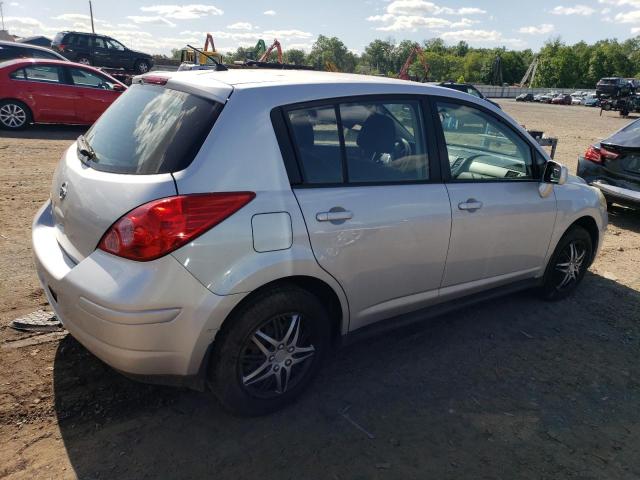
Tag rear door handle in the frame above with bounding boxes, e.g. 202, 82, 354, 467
316, 210, 353, 222
458, 199, 483, 212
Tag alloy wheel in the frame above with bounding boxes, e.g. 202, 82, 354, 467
0, 104, 27, 128
240, 313, 316, 398
138, 62, 149, 73
78, 57, 91, 65
553, 240, 587, 290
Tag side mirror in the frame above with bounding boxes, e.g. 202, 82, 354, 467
539, 161, 568, 198
542, 160, 568, 185
112, 83, 126, 92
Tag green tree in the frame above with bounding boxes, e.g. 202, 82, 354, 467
307, 35, 357, 72
283, 49, 307, 65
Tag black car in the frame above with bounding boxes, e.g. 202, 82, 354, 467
437, 81, 501, 109
577, 119, 640, 209
51, 31, 153, 74
596, 77, 633, 99
0, 40, 67, 62
516, 93, 534, 102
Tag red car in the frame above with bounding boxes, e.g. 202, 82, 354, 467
551, 94, 572, 105
0, 59, 126, 129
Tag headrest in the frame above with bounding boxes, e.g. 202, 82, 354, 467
357, 114, 395, 154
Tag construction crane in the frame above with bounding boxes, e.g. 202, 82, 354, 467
258, 39, 283, 63
399, 46, 430, 82
254, 39, 266, 60
518, 57, 539, 87
325, 60, 338, 72
180, 33, 223, 67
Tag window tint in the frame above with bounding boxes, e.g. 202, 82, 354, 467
436, 102, 533, 181
69, 67, 114, 89
75, 35, 90, 49
24, 65, 62, 83
287, 106, 343, 184
339, 100, 428, 182
83, 84, 221, 174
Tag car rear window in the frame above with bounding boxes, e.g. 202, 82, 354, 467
82, 84, 222, 174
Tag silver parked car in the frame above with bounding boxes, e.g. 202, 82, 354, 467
33, 70, 608, 415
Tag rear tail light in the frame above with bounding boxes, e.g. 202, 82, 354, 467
584, 145, 619, 164
98, 192, 255, 261
58, 44, 66, 52
584, 145, 602, 163
141, 75, 169, 85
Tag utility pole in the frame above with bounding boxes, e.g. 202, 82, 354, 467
1, 2, 5, 31
89, 0, 95, 33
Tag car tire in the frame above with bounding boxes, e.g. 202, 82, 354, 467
134, 60, 150, 74
76, 56, 92, 66
540, 226, 593, 301
0, 100, 32, 130
210, 285, 331, 416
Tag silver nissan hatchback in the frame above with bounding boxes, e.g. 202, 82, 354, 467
33, 69, 607, 415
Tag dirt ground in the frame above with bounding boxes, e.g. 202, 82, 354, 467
0, 100, 639, 480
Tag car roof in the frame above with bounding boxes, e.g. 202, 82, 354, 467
0, 40, 53, 52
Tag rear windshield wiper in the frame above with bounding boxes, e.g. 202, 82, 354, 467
77, 135, 97, 163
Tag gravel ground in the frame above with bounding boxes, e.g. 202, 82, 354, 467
0, 100, 639, 479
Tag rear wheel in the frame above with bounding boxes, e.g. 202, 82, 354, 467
540, 226, 593, 301
0, 100, 32, 130
211, 285, 331, 416
76, 56, 91, 66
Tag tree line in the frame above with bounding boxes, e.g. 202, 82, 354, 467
164, 35, 640, 88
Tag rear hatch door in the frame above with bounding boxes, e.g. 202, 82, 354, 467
51, 80, 227, 261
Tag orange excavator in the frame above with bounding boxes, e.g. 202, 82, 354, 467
258, 39, 283, 63
399, 46, 430, 82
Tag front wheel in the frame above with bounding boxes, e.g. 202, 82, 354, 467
540, 226, 593, 301
210, 285, 331, 416
134, 59, 150, 74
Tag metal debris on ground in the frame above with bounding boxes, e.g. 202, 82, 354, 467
10, 310, 62, 333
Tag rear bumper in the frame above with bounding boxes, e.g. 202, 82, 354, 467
32, 201, 244, 379
577, 157, 640, 208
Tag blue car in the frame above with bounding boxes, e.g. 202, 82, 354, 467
583, 95, 599, 107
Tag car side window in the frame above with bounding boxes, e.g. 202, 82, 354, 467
106, 39, 125, 51
23, 65, 62, 84
31, 50, 60, 60
286, 98, 429, 185
339, 100, 428, 182
436, 102, 534, 181
287, 106, 344, 184
93, 37, 107, 49
68, 67, 113, 89
10, 68, 26, 80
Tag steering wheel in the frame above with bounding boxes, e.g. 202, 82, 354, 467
393, 138, 411, 160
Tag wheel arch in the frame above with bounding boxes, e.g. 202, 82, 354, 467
198, 275, 346, 385
569, 215, 600, 264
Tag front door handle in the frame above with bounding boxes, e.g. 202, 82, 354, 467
316, 210, 353, 222
458, 199, 483, 212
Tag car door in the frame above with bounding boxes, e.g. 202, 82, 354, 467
433, 98, 557, 298
104, 38, 132, 69
91, 36, 113, 67
65, 66, 121, 123
285, 96, 452, 331
20, 64, 78, 123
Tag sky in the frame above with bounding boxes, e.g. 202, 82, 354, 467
2, 0, 640, 55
